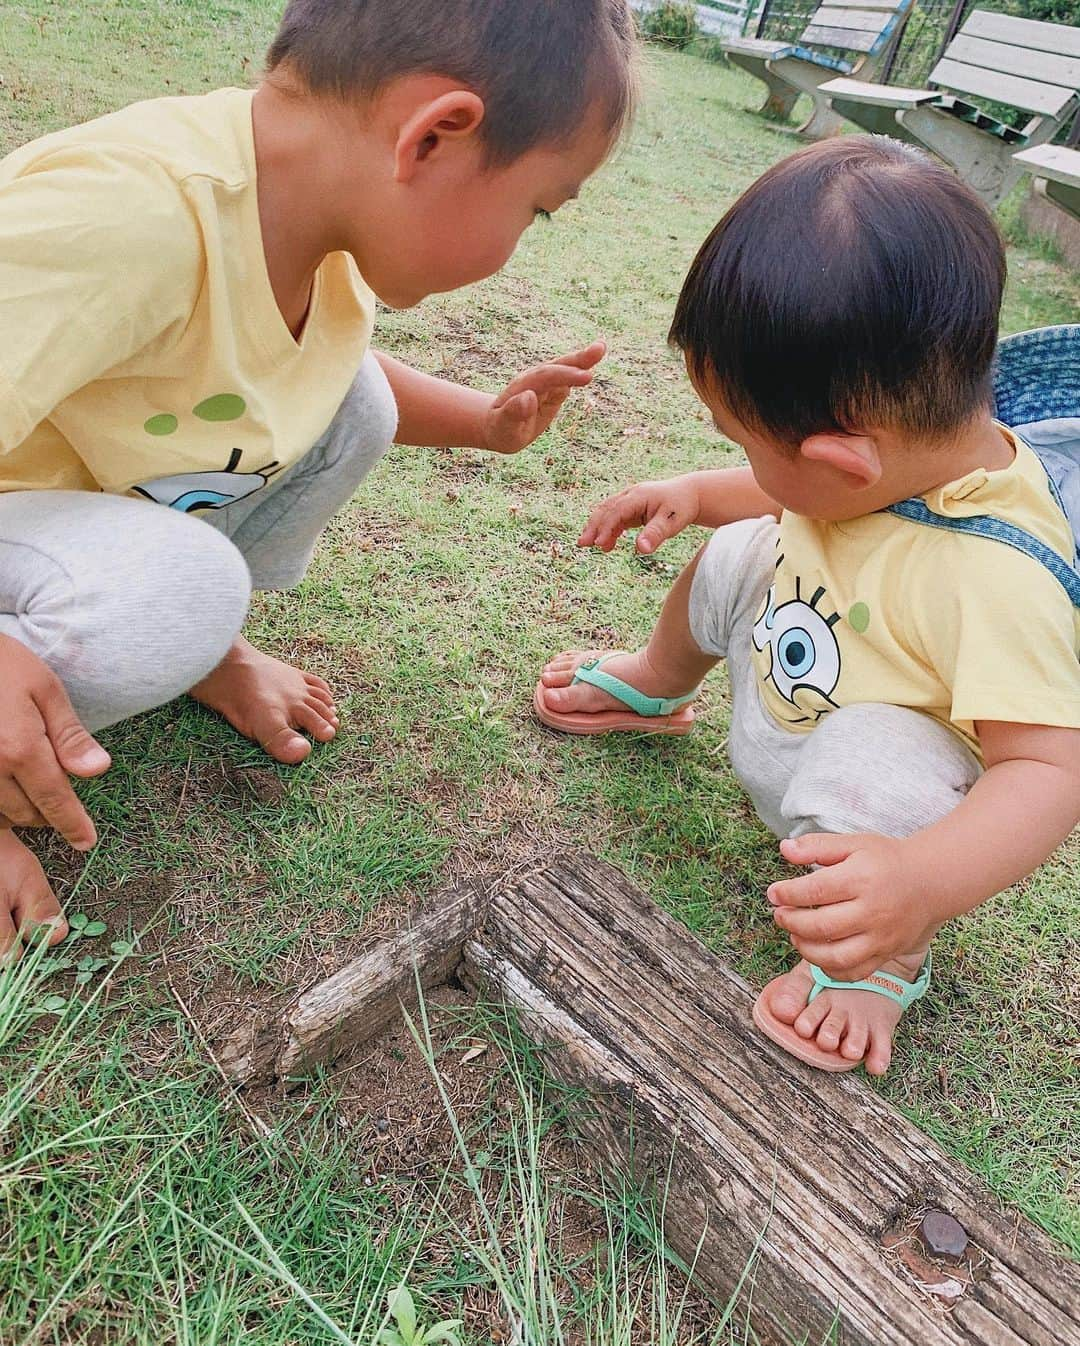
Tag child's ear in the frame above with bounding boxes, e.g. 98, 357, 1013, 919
394, 90, 486, 181
799, 432, 882, 488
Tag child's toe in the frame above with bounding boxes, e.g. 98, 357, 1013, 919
840, 1021, 869, 1061
541, 665, 576, 687
864, 1028, 893, 1077
261, 723, 314, 763
793, 996, 830, 1039
767, 965, 815, 1024
296, 703, 336, 741
815, 1008, 847, 1051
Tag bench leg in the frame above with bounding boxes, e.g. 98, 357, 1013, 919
1038, 176, 1080, 225
897, 107, 1027, 210
796, 92, 846, 139
767, 58, 846, 140
758, 75, 800, 122
725, 52, 800, 121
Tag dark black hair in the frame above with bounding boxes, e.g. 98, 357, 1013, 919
267, 0, 638, 165
669, 136, 1006, 447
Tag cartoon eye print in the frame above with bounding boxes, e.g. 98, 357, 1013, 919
132, 394, 282, 513
753, 575, 842, 721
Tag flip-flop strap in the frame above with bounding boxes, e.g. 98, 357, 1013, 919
806, 950, 932, 1012
572, 657, 699, 718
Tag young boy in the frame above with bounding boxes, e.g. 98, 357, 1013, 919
535, 137, 1080, 1076
0, 0, 637, 955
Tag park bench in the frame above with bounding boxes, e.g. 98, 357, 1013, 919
1015, 142, 1080, 223
820, 10, 1080, 207
721, 0, 913, 139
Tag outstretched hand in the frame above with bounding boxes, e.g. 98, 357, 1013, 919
578, 475, 702, 554
766, 832, 940, 982
484, 341, 605, 455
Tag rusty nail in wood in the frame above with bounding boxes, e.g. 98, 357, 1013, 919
919, 1210, 969, 1261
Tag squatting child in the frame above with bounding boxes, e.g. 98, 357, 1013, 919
0, 0, 637, 952
535, 137, 1080, 1075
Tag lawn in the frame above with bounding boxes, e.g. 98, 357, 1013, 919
1, 1, 1078, 1341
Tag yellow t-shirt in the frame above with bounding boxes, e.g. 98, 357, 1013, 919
751, 432, 1080, 759
0, 89, 375, 510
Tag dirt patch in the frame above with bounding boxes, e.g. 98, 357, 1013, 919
246, 984, 721, 1343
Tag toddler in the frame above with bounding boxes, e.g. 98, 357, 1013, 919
535, 137, 1080, 1075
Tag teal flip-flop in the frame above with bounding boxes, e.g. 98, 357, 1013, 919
533, 654, 699, 736
752, 952, 932, 1072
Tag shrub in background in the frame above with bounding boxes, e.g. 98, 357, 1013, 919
641, 1, 700, 48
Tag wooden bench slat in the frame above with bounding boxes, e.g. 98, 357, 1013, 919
930, 56, 1076, 116
946, 33, 1080, 91
724, 38, 795, 59
963, 8, 1080, 59
821, 76, 939, 106
800, 24, 880, 52
812, 6, 894, 33
828, 0, 908, 9
1015, 143, 1080, 188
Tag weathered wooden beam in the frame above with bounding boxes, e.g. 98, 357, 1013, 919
216, 879, 489, 1085
463, 855, 1079, 1346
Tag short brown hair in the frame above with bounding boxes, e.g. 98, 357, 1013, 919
669, 137, 1006, 447
267, 0, 638, 165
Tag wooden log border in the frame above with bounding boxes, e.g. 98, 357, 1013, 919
215, 855, 1079, 1346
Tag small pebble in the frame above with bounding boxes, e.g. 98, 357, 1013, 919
919, 1210, 968, 1260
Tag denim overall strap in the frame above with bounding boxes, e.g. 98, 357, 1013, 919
884, 498, 1080, 609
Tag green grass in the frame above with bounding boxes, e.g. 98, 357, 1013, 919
1, 2, 1078, 1337
4, 940, 757, 1345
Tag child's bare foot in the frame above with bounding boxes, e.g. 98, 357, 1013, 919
764, 951, 928, 1076
0, 830, 69, 959
189, 636, 340, 764
538, 649, 698, 717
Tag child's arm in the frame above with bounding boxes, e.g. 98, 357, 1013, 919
375, 342, 605, 454
579, 467, 781, 555
767, 721, 1080, 981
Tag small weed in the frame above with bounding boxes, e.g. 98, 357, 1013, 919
67, 912, 108, 939
378, 1286, 463, 1346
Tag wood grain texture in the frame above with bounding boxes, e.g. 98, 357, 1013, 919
964, 9, 1080, 58
216, 879, 489, 1085
466, 855, 1079, 1346
930, 57, 1075, 115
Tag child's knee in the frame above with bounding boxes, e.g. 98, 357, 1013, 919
780, 703, 982, 839
62, 510, 251, 721
688, 516, 778, 658
319, 353, 399, 473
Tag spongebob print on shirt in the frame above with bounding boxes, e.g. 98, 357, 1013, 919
751, 547, 871, 726
132, 393, 282, 513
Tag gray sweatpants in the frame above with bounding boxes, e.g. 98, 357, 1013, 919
0, 354, 398, 734
688, 516, 982, 841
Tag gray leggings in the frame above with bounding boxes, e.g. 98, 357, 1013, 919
0, 354, 397, 734
688, 516, 983, 842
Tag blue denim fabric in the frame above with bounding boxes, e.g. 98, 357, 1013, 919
1012, 419, 1080, 554
884, 497, 1080, 607
994, 324, 1080, 426
885, 326, 1080, 606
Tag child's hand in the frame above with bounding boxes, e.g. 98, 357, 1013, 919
484, 341, 606, 455
0, 635, 111, 852
765, 833, 940, 981
578, 476, 702, 554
